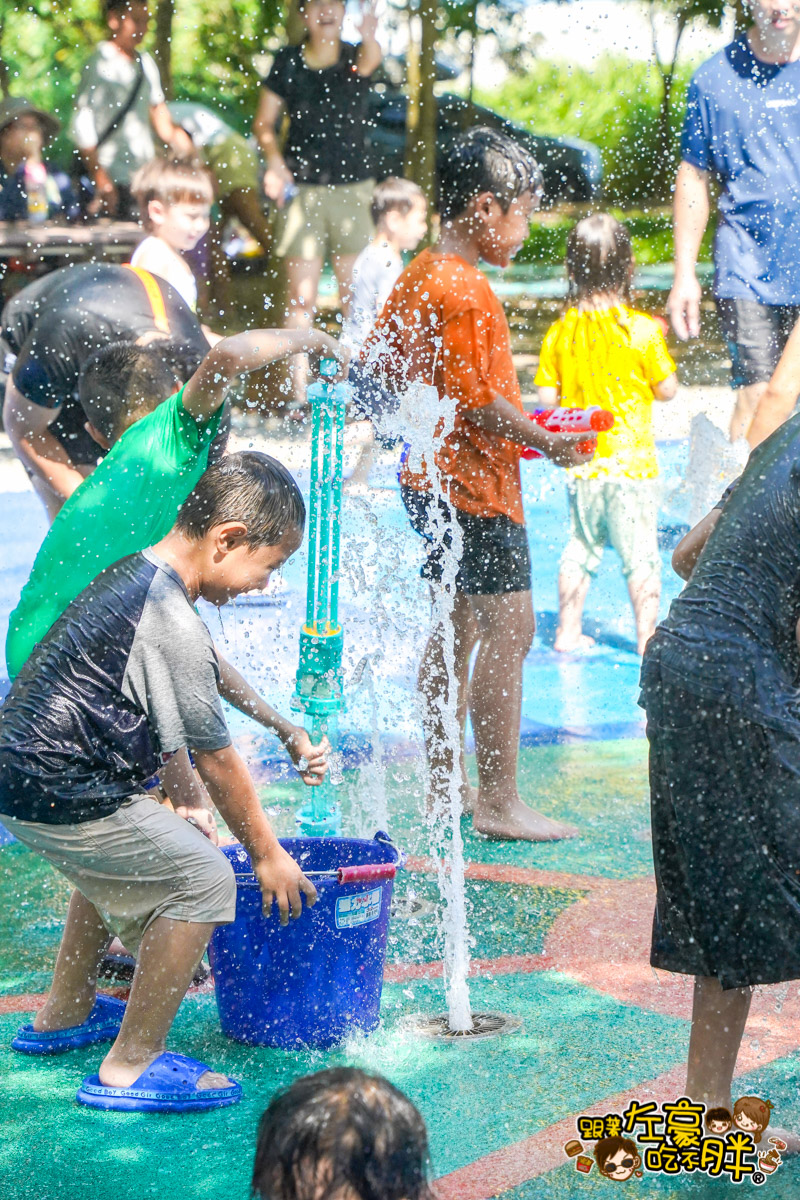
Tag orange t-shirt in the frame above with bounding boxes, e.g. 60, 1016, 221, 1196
364, 248, 525, 523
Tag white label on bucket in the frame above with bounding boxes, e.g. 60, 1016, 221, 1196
335, 888, 382, 930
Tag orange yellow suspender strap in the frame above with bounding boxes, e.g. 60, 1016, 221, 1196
122, 264, 171, 335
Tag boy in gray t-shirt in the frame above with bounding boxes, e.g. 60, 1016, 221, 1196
0, 452, 316, 1114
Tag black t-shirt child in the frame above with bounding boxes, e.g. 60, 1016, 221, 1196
640, 414, 800, 733
0, 550, 231, 825
262, 43, 375, 186
1, 262, 209, 464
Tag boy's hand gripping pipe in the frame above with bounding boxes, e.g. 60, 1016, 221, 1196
291, 360, 349, 836
520, 406, 614, 459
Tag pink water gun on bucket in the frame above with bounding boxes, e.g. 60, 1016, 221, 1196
521, 406, 614, 460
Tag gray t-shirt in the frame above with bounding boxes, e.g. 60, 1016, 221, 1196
345, 241, 403, 349
0, 549, 230, 824
70, 42, 165, 184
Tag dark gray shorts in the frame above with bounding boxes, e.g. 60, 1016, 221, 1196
716, 297, 800, 389
401, 485, 531, 596
643, 663, 800, 990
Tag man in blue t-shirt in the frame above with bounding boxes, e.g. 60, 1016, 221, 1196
668, 0, 800, 443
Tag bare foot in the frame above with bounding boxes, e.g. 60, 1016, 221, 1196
764, 1127, 800, 1154
473, 796, 578, 842
99, 1053, 234, 1091
33, 994, 95, 1032
461, 783, 479, 815
554, 632, 596, 654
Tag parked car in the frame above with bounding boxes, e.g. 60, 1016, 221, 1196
366, 86, 603, 205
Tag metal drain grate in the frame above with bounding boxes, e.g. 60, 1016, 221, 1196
391, 895, 437, 921
409, 1011, 522, 1042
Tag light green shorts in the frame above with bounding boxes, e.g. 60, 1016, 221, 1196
202, 132, 260, 199
562, 477, 662, 580
273, 178, 375, 260
1, 795, 236, 953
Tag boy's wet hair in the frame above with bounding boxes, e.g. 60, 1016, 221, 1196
566, 213, 633, 304
437, 126, 543, 223
370, 177, 426, 228
251, 1067, 434, 1200
176, 451, 305, 548
79, 339, 204, 442
132, 156, 214, 228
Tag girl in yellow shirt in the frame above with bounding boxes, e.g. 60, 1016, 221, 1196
535, 214, 678, 654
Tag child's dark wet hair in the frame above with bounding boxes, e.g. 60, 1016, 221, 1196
176, 451, 305, 549
437, 126, 543, 223
251, 1067, 434, 1200
566, 213, 633, 305
79, 339, 204, 442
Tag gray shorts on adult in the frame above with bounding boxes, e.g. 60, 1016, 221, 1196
716, 297, 800, 389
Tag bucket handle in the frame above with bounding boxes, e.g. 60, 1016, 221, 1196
374, 829, 405, 871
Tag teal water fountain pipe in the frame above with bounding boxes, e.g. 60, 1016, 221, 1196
291, 359, 348, 836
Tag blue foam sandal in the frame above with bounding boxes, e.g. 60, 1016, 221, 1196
76, 1051, 242, 1113
12, 995, 126, 1056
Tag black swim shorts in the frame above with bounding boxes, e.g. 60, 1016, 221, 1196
401, 485, 531, 596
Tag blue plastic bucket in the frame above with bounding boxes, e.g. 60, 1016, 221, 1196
209, 832, 402, 1048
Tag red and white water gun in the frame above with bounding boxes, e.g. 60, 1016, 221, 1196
521, 406, 615, 460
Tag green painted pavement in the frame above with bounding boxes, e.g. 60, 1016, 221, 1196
0, 972, 690, 1200
259, 740, 653, 881
504, 1054, 800, 1197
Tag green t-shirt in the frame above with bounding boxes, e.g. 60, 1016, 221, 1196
5, 387, 222, 679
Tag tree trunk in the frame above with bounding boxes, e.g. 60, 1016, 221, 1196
733, 0, 749, 35
651, 2, 688, 200
404, 0, 438, 213
0, 14, 10, 99
154, 0, 175, 99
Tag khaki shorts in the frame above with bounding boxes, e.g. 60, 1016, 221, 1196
1, 795, 236, 953
562, 477, 662, 580
273, 178, 374, 260
203, 132, 260, 200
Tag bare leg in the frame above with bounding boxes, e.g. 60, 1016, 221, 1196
419, 593, 479, 814
283, 255, 323, 406
686, 975, 752, 1108
628, 568, 661, 655
729, 381, 768, 443
469, 591, 578, 841
344, 420, 377, 488
33, 890, 111, 1031
331, 252, 359, 320
98, 916, 229, 1090
222, 188, 272, 256
554, 564, 594, 653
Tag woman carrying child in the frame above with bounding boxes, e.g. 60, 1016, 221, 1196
535, 214, 677, 655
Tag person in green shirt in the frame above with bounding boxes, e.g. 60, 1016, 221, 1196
6, 326, 346, 814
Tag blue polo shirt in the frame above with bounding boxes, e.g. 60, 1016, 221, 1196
682, 37, 800, 305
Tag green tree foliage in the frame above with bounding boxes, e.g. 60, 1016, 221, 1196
0, 0, 286, 147
476, 54, 696, 206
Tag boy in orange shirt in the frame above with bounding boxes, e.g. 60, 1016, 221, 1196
365, 128, 592, 841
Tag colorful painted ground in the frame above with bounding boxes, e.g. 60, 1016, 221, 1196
2, 740, 800, 1200
2, 443, 799, 1200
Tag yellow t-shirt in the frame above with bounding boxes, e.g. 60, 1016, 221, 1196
534, 305, 676, 480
